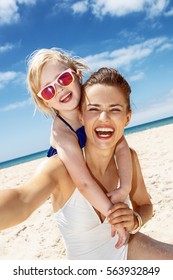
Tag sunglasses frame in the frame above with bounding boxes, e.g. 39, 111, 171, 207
37, 68, 76, 101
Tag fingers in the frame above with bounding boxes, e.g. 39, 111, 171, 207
115, 231, 128, 249
111, 225, 116, 237
108, 202, 129, 220
107, 203, 135, 232
109, 214, 131, 229
108, 202, 129, 212
115, 236, 126, 249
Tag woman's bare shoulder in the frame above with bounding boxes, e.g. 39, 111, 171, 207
129, 147, 142, 178
130, 147, 138, 162
34, 155, 69, 180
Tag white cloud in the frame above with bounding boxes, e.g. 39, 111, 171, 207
0, 43, 14, 53
71, 0, 170, 18
0, 98, 31, 112
0, 71, 17, 82
84, 37, 167, 70
72, 1, 89, 14
164, 7, 173, 16
0, 0, 37, 25
145, 0, 170, 18
157, 42, 173, 52
0, 71, 25, 89
91, 0, 145, 17
129, 72, 145, 82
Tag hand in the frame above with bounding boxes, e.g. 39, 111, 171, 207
107, 202, 136, 233
111, 222, 129, 249
107, 188, 129, 204
115, 226, 129, 249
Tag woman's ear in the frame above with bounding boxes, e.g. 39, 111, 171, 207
125, 111, 132, 127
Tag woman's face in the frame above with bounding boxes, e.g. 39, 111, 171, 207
80, 84, 131, 150
40, 60, 82, 112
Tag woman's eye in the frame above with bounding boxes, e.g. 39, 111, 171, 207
111, 108, 121, 112
88, 108, 99, 111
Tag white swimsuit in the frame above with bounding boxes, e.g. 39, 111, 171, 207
54, 188, 129, 260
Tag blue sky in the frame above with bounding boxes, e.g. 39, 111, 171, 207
0, 0, 173, 162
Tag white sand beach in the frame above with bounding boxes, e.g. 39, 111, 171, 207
0, 123, 173, 259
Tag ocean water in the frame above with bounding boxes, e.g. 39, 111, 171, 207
0, 150, 48, 169
125, 115, 173, 135
1, 116, 173, 169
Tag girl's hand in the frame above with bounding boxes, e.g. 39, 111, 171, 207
107, 202, 136, 233
107, 188, 129, 204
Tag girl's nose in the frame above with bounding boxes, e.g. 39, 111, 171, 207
54, 83, 64, 94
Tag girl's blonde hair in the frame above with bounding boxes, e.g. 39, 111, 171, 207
27, 48, 89, 117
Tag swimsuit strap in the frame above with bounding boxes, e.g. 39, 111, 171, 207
58, 115, 75, 133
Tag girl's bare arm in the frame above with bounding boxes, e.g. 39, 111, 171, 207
107, 136, 132, 204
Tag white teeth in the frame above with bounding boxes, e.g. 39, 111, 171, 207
95, 127, 114, 132
60, 92, 71, 101
95, 127, 114, 138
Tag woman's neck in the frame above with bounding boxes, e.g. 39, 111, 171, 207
84, 142, 115, 176
59, 109, 81, 130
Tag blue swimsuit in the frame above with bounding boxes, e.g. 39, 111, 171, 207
47, 115, 86, 157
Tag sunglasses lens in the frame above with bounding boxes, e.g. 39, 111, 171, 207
58, 72, 73, 87
41, 86, 55, 100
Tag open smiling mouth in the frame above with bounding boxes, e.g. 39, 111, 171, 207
60, 92, 72, 103
95, 127, 114, 139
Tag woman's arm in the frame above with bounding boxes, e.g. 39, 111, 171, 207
107, 149, 153, 232
129, 148, 153, 226
0, 158, 58, 230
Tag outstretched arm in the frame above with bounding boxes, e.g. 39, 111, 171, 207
0, 159, 57, 230
107, 136, 132, 204
50, 117, 113, 217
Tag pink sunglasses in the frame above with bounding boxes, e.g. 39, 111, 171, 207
37, 68, 76, 101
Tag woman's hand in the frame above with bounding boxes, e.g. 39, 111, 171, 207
107, 202, 137, 233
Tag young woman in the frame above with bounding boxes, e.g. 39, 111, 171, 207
0, 67, 173, 259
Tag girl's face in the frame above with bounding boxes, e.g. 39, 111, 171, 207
80, 84, 131, 150
40, 60, 82, 112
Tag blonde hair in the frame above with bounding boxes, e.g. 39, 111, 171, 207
27, 48, 89, 117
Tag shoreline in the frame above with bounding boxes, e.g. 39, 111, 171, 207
0, 123, 173, 259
